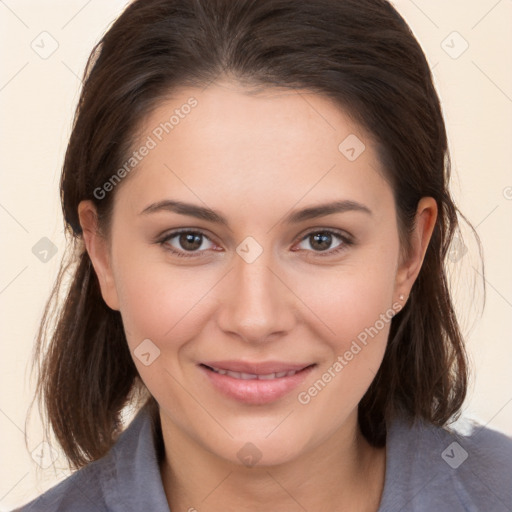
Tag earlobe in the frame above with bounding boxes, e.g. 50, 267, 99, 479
78, 200, 120, 311
395, 197, 438, 298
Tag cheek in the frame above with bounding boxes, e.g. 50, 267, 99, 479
113, 258, 215, 404
296, 249, 398, 349
290, 247, 398, 407
114, 250, 217, 349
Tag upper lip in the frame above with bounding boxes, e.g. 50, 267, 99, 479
201, 360, 314, 375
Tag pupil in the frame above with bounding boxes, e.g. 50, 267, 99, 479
312, 233, 331, 251
180, 233, 202, 250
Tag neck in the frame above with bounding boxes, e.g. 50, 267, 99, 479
158, 410, 386, 512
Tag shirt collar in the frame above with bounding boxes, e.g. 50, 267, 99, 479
101, 400, 171, 511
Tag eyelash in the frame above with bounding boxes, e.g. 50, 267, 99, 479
156, 228, 354, 259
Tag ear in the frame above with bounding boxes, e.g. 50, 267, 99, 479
394, 197, 438, 301
78, 200, 120, 311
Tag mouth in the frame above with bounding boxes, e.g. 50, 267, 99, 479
198, 361, 316, 404
201, 364, 309, 380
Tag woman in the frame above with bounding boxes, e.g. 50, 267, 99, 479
16, 0, 512, 510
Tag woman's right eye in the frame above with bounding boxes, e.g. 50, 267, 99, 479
158, 230, 217, 258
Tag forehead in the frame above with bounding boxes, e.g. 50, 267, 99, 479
113, 81, 392, 221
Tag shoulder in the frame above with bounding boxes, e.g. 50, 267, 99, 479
379, 413, 512, 512
12, 456, 113, 512
441, 416, 512, 507
13, 402, 169, 512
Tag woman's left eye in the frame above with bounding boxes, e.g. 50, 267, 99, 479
157, 229, 352, 258
294, 230, 352, 257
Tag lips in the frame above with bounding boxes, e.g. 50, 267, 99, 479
199, 361, 316, 404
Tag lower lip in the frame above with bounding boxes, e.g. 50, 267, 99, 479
199, 364, 316, 405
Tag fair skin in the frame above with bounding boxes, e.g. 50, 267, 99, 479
79, 80, 437, 511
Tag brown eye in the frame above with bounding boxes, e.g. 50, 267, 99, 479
178, 232, 203, 251
309, 232, 335, 251
294, 229, 353, 257
158, 230, 216, 258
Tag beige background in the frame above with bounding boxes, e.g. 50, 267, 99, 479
1, 0, 511, 508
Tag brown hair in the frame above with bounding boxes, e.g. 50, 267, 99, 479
29, 0, 481, 470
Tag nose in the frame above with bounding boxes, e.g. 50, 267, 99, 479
215, 244, 296, 344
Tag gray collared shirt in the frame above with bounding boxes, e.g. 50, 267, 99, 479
15, 404, 512, 511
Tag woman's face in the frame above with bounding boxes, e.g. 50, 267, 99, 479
81, 80, 434, 466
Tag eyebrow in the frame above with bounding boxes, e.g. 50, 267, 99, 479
140, 199, 372, 226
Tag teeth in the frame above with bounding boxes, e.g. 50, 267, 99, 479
209, 367, 300, 380
258, 373, 277, 380
239, 372, 258, 380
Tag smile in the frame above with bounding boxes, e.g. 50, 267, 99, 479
199, 363, 316, 404
207, 366, 302, 380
